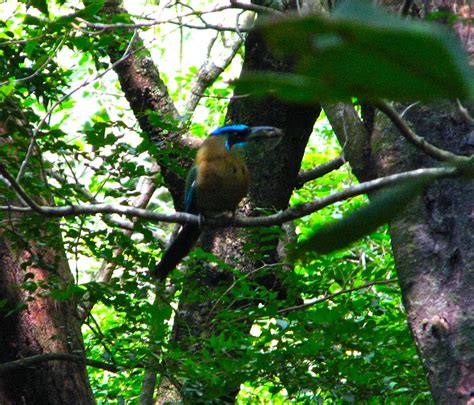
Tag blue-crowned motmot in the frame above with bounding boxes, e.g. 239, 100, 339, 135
152, 124, 283, 281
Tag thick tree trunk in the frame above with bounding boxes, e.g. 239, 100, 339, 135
327, 99, 474, 404
324, 2, 474, 401
372, 102, 474, 403
0, 111, 94, 404
0, 236, 94, 405
326, 91, 474, 404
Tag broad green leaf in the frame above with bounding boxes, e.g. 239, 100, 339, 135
146, 110, 180, 131
292, 175, 434, 258
24, 40, 38, 57
0, 82, 15, 97
23, 15, 43, 26
149, 303, 172, 326
70, 35, 91, 51
237, 1, 474, 102
31, 0, 49, 15
77, 0, 105, 18
54, 1, 105, 25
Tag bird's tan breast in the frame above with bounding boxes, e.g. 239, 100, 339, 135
195, 137, 249, 214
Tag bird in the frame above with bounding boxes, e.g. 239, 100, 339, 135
152, 124, 283, 281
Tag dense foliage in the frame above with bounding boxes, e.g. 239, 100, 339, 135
4, 0, 472, 402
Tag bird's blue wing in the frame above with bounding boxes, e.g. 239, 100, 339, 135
153, 164, 200, 281
184, 165, 198, 213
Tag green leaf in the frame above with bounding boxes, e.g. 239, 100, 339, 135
23, 15, 44, 26
146, 110, 179, 132
54, 1, 105, 25
0, 82, 15, 97
24, 40, 38, 57
31, 0, 49, 15
292, 175, 434, 258
71, 35, 91, 51
236, 1, 474, 102
77, 0, 105, 18
150, 303, 172, 324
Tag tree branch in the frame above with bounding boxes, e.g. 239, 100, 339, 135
76, 3, 254, 32
47, 169, 136, 232
183, 32, 245, 118
166, 20, 250, 32
296, 156, 345, 188
100, 1, 188, 206
277, 279, 397, 315
456, 99, 474, 125
78, 163, 160, 322
0, 39, 64, 87
0, 353, 122, 375
77, 2, 281, 34
0, 163, 460, 227
0, 161, 44, 213
230, 0, 285, 16
375, 101, 470, 164
323, 102, 377, 181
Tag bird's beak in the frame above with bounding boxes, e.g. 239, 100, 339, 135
247, 126, 284, 142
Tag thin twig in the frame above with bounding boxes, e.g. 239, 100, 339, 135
296, 156, 345, 188
0, 39, 64, 87
84, 314, 117, 366
230, 0, 284, 16
0, 161, 44, 212
400, 101, 420, 118
76, 5, 233, 31
47, 169, 138, 232
190, 91, 249, 100
166, 20, 249, 32
183, 31, 244, 118
79, 164, 160, 321
77, 2, 280, 34
277, 279, 397, 315
0, 36, 46, 46
15, 31, 139, 183
209, 263, 281, 316
456, 99, 474, 125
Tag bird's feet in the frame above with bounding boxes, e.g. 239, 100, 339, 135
212, 211, 234, 225
202, 211, 234, 227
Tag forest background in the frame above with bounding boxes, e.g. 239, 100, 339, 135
0, 0, 473, 403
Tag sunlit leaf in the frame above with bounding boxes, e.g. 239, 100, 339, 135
237, 1, 474, 102
30, 0, 49, 15
292, 175, 434, 257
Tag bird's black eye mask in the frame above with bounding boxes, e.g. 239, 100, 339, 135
225, 130, 251, 150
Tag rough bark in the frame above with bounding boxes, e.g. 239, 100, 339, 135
326, 101, 474, 405
379, 1, 474, 401
0, 111, 94, 404
101, 0, 189, 208
0, 237, 94, 405
323, 1, 474, 400
323, 102, 377, 181
372, 102, 474, 403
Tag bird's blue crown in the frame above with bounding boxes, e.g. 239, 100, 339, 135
211, 124, 250, 150
211, 124, 249, 136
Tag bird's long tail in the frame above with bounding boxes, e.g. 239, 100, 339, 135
152, 223, 201, 281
